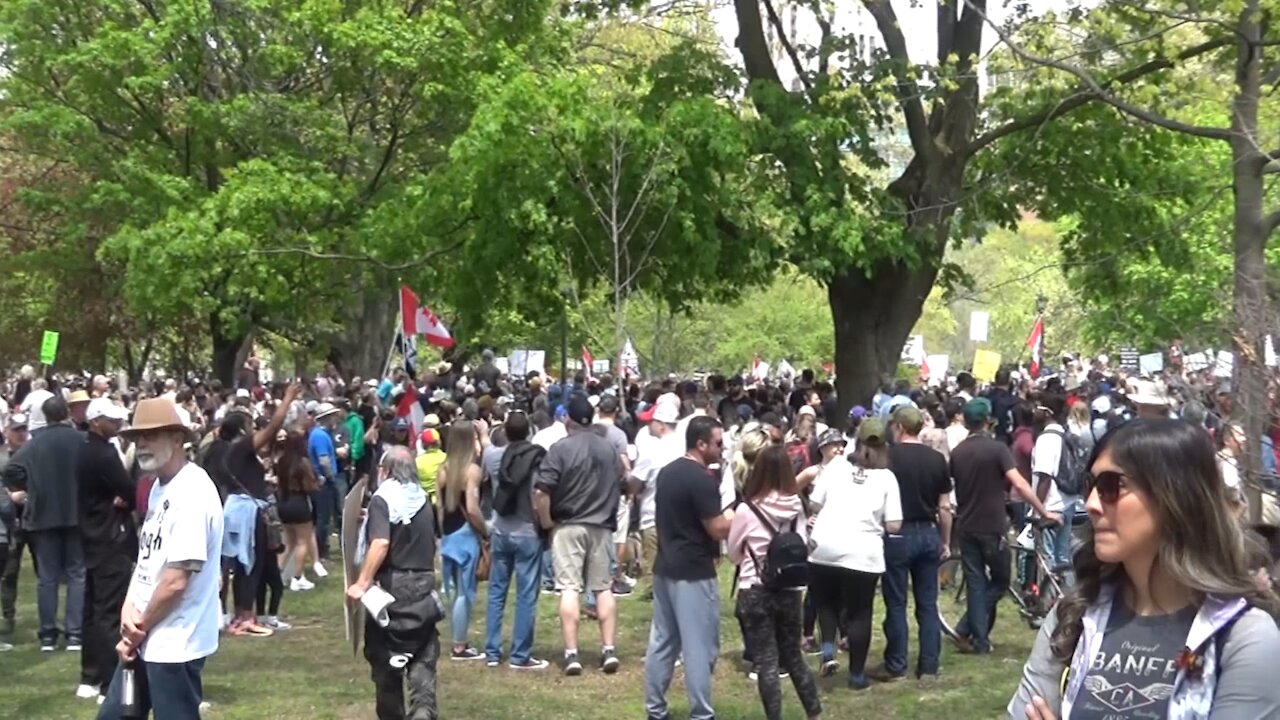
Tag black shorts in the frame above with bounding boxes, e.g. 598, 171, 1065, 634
278, 494, 312, 525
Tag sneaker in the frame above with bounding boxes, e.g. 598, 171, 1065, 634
75, 684, 99, 699
312, 562, 329, 578
40, 642, 55, 652
610, 579, 632, 597
622, 574, 638, 588
510, 657, 550, 671
564, 652, 583, 676
450, 646, 484, 661
0, 642, 12, 652
65, 638, 82, 652
820, 657, 839, 677
290, 577, 315, 592
259, 615, 291, 631
848, 672, 871, 691
486, 657, 501, 668
869, 665, 907, 683
802, 637, 820, 655
600, 648, 620, 674
747, 666, 790, 682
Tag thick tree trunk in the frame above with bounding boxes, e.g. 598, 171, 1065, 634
210, 317, 253, 387
829, 255, 942, 424
327, 279, 398, 380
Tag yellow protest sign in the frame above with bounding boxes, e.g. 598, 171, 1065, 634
972, 349, 1001, 383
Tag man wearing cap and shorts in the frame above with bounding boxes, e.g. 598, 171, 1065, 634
593, 395, 633, 598
76, 398, 136, 701
97, 398, 224, 720
533, 394, 624, 676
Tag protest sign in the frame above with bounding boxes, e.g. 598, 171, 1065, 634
972, 349, 1001, 383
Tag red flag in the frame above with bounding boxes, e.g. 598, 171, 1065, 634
1025, 316, 1044, 377
400, 286, 454, 348
581, 346, 594, 378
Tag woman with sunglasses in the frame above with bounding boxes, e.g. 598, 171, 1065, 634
1009, 419, 1280, 719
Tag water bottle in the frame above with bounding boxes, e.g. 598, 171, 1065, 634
120, 657, 147, 719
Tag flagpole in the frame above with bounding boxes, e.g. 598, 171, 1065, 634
381, 310, 401, 381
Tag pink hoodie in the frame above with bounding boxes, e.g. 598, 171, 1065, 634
728, 491, 808, 590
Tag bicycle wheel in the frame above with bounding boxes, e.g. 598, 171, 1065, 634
937, 558, 966, 641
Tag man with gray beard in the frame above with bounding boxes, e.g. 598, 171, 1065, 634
97, 398, 224, 720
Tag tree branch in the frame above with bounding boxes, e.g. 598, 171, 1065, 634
1266, 208, 1280, 235
761, 0, 814, 96
237, 237, 466, 272
968, 2, 1233, 142
733, 0, 783, 86
862, 0, 934, 161
967, 36, 1233, 154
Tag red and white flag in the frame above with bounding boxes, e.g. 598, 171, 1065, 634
581, 346, 594, 378
400, 286, 454, 348
1026, 316, 1045, 377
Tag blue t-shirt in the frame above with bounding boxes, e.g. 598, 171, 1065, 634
377, 379, 394, 405
308, 427, 337, 481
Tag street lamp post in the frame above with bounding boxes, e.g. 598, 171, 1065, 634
560, 288, 571, 392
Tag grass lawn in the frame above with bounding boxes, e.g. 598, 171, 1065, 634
1, 558, 1032, 719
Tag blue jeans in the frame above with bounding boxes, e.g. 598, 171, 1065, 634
540, 546, 555, 591
440, 526, 479, 647
881, 523, 942, 676
484, 532, 542, 664
955, 532, 1009, 653
32, 527, 85, 643
643, 576, 720, 720
96, 657, 207, 720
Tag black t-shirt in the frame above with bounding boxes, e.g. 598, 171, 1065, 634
950, 434, 1015, 535
653, 457, 722, 581
367, 493, 436, 572
889, 442, 952, 523
225, 437, 268, 500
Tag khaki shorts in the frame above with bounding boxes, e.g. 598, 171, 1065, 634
551, 524, 613, 593
613, 497, 631, 545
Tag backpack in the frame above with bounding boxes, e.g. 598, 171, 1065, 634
494, 444, 545, 517
742, 501, 809, 590
1044, 428, 1086, 496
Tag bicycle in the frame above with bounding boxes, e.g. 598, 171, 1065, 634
937, 518, 1066, 643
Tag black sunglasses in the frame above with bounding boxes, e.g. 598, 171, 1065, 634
1087, 470, 1127, 505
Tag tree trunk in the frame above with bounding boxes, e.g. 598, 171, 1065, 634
210, 317, 252, 387
327, 279, 398, 380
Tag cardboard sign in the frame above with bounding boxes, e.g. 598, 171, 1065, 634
510, 349, 529, 378
1119, 347, 1140, 372
972, 349, 1001, 383
341, 477, 370, 657
527, 350, 546, 376
969, 312, 989, 343
926, 354, 950, 381
40, 330, 58, 365
1184, 351, 1211, 372
1214, 350, 1235, 378
1138, 352, 1164, 376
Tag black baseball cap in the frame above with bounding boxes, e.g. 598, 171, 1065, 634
567, 394, 595, 426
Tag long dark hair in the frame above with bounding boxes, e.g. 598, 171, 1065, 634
743, 445, 799, 502
1050, 419, 1280, 661
276, 430, 318, 497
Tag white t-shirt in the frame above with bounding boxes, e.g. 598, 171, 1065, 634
945, 424, 969, 452
634, 428, 683, 531
532, 421, 567, 451
807, 458, 902, 574
1031, 423, 1065, 513
130, 462, 225, 663
20, 388, 54, 430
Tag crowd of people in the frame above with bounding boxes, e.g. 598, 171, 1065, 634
2, 350, 1280, 719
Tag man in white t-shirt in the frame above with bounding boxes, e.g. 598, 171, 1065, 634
632, 396, 682, 600
532, 404, 569, 450
1031, 394, 1075, 582
19, 379, 54, 431
97, 398, 224, 720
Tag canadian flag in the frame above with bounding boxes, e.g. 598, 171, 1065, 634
400, 286, 454, 348
1026, 316, 1044, 378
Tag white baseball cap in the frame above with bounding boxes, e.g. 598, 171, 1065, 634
652, 403, 680, 424
86, 398, 129, 422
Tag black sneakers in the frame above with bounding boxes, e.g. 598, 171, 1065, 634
600, 648, 620, 674
564, 652, 583, 676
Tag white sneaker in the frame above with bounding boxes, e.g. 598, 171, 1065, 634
65, 642, 82, 652
0, 642, 12, 652
40, 644, 55, 652
623, 574, 638, 588
260, 615, 291, 630
290, 577, 315, 591
76, 684, 99, 699
312, 562, 329, 578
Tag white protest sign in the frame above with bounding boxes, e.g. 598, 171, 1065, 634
527, 350, 546, 376
495, 357, 510, 376
926, 354, 950, 380
969, 311, 989, 343
510, 349, 529, 378
1214, 350, 1234, 378
1138, 352, 1164, 376
1184, 352, 1211, 372
901, 335, 925, 365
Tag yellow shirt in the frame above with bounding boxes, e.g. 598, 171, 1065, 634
416, 449, 445, 504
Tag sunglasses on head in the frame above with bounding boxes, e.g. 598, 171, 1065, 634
1087, 470, 1127, 505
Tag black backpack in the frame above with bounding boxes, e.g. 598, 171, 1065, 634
1043, 428, 1086, 496
743, 501, 809, 590
494, 444, 545, 517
